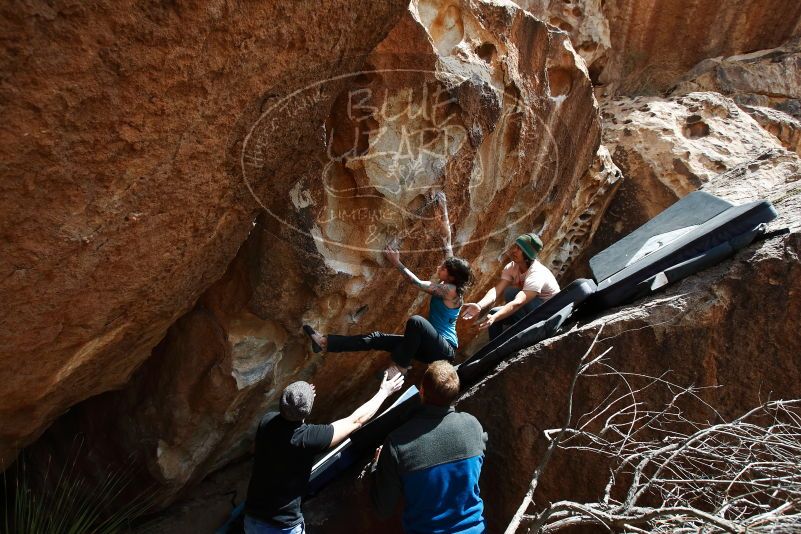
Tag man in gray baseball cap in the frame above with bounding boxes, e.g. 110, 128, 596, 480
245, 372, 404, 534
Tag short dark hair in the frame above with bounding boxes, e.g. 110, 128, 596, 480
421, 361, 460, 406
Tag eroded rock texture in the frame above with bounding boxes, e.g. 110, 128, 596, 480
566, 91, 788, 279
517, 0, 801, 95
604, 92, 782, 211
0, 0, 409, 469
672, 38, 801, 111
516, 0, 611, 84
20, 0, 610, 506
549, 144, 622, 277
672, 38, 801, 155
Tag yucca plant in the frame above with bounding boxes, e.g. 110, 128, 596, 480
2, 449, 152, 534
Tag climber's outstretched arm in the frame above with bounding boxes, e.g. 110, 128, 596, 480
434, 191, 453, 258
384, 245, 456, 299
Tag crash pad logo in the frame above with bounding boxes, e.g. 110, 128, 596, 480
241, 68, 559, 255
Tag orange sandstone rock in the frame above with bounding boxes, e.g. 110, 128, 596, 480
0, 0, 409, 469
21, 0, 607, 506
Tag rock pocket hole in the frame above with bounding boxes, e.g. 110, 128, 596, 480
502, 111, 523, 150
475, 42, 496, 63
353, 71, 377, 86
547, 67, 573, 97
587, 55, 607, 86
325, 163, 359, 196
549, 17, 574, 32
531, 211, 547, 234
444, 100, 462, 119
683, 119, 710, 139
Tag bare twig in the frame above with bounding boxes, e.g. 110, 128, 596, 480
504, 324, 610, 534
505, 351, 801, 534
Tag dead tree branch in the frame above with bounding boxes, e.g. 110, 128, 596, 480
506, 348, 801, 534
503, 324, 611, 534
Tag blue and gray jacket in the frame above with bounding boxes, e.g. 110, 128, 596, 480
371, 404, 487, 534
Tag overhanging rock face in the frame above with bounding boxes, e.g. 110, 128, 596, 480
565, 91, 788, 280
19, 0, 609, 506
0, 0, 410, 469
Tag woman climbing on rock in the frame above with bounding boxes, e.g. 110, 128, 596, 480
303, 193, 470, 375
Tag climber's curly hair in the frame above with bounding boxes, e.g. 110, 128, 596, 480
443, 257, 472, 299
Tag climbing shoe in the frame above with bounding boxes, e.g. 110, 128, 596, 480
303, 324, 322, 353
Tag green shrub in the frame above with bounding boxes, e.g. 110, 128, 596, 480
2, 452, 151, 534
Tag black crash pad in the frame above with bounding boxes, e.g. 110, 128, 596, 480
588, 192, 778, 310
457, 303, 575, 387
457, 278, 597, 387
590, 191, 733, 282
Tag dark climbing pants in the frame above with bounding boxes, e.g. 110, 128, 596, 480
327, 315, 455, 368
488, 286, 545, 340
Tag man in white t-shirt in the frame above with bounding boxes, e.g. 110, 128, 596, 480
462, 233, 559, 340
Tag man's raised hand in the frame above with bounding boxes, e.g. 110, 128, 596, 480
461, 302, 482, 321
380, 370, 405, 395
477, 313, 496, 331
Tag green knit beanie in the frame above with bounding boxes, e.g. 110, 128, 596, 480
515, 233, 543, 260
